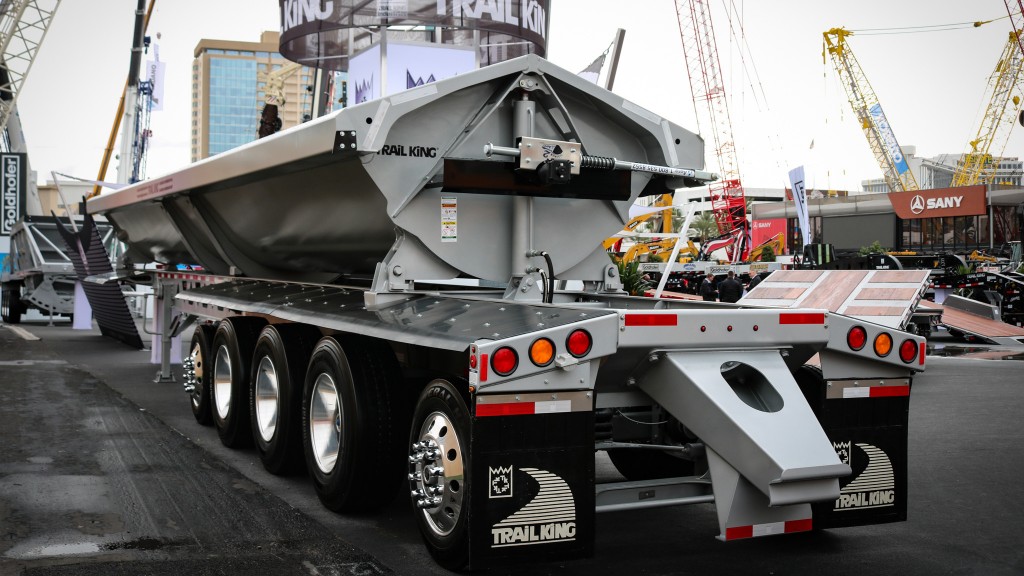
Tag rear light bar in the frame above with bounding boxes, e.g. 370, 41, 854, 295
844, 322, 924, 367
471, 329, 595, 382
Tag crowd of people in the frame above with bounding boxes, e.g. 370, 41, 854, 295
700, 270, 762, 303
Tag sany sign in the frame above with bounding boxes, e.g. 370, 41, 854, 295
888, 185, 986, 219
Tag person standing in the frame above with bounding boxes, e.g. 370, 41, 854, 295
699, 272, 718, 301
718, 270, 743, 303
747, 270, 763, 291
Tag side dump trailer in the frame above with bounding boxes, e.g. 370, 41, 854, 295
87, 55, 926, 570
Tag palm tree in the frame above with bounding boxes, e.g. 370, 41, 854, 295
685, 212, 719, 243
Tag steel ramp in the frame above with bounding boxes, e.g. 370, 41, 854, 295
638, 350, 849, 507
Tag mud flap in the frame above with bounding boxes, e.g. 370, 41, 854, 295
467, 410, 595, 568
797, 375, 911, 528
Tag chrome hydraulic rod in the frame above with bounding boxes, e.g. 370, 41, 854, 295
484, 142, 718, 182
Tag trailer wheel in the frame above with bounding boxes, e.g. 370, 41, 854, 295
302, 335, 407, 512
606, 448, 696, 481
250, 323, 320, 475
2, 284, 22, 324
211, 317, 265, 448
409, 379, 471, 571
187, 324, 216, 425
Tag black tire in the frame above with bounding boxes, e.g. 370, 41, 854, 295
2, 284, 22, 324
409, 379, 472, 571
302, 335, 408, 512
250, 323, 320, 475
210, 316, 265, 448
606, 448, 696, 481
187, 324, 216, 426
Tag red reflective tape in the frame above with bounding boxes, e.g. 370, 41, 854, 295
724, 526, 753, 540
625, 313, 678, 327
919, 342, 926, 366
870, 385, 910, 398
785, 518, 813, 533
479, 353, 488, 383
476, 402, 535, 417
779, 312, 825, 325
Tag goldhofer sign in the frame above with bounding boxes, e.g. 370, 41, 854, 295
2, 152, 26, 236
888, 185, 986, 219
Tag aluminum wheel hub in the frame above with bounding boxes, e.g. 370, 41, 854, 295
409, 411, 464, 537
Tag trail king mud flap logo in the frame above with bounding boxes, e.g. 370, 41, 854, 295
833, 442, 896, 511
490, 467, 576, 547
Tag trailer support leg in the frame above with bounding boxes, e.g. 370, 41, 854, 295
706, 448, 814, 540
152, 279, 179, 383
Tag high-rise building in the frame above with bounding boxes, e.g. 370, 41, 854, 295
191, 31, 314, 162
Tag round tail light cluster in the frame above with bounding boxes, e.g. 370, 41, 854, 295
479, 329, 593, 380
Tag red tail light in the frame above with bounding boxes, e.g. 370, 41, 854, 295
566, 329, 592, 358
491, 347, 518, 376
847, 326, 867, 351
899, 339, 918, 363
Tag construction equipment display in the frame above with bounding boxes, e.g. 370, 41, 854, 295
87, 56, 926, 570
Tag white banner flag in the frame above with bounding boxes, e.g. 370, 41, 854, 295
788, 165, 810, 248
146, 57, 165, 111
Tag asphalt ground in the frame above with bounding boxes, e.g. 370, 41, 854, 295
1, 317, 1023, 576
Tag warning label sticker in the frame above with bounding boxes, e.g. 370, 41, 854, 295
442, 196, 457, 243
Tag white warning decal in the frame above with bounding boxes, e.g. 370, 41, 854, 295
441, 196, 457, 243
491, 468, 576, 547
833, 442, 895, 511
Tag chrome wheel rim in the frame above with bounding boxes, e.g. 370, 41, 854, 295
254, 355, 280, 443
309, 372, 340, 474
189, 342, 205, 408
213, 344, 232, 419
410, 411, 464, 537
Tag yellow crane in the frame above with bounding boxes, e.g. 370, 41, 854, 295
952, 31, 1024, 187
823, 28, 920, 192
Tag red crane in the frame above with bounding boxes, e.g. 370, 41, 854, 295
675, 0, 749, 262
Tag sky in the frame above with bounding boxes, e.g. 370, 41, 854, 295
15, 0, 1021, 195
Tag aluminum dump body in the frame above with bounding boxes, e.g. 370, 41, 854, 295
88, 55, 703, 285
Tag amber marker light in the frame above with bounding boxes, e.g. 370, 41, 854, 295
874, 332, 893, 357
529, 338, 555, 367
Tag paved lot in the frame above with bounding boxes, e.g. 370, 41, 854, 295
2, 318, 1023, 576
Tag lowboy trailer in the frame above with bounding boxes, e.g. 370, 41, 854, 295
87, 56, 926, 570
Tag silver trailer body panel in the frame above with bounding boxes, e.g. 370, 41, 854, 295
88, 55, 703, 285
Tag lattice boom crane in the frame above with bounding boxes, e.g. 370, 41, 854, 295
952, 31, 1024, 187
823, 27, 920, 192
675, 0, 749, 262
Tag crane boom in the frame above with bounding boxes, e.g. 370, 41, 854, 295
1007, 1, 1024, 54
823, 27, 920, 192
675, 0, 748, 262
952, 31, 1024, 187
0, 0, 60, 136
